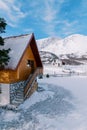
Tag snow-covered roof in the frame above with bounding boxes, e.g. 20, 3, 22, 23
3, 34, 32, 69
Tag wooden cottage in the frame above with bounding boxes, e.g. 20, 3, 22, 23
0, 33, 43, 106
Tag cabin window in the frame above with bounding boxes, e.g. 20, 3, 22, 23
27, 60, 34, 67
27, 60, 31, 67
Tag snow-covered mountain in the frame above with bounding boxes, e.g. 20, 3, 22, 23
37, 34, 87, 57
37, 37, 61, 50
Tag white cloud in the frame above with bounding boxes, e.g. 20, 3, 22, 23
0, 0, 27, 27
1, 0, 79, 37
63, 20, 78, 27
41, 0, 65, 36
26, 0, 66, 36
43, 0, 57, 22
61, 20, 79, 36
0, 0, 9, 11
43, 0, 66, 23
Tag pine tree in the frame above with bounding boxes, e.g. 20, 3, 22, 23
0, 18, 10, 69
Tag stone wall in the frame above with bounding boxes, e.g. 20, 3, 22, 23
10, 81, 25, 103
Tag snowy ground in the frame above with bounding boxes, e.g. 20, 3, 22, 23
0, 65, 87, 130
44, 64, 87, 76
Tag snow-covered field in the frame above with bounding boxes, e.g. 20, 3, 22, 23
0, 69, 87, 130
44, 64, 87, 76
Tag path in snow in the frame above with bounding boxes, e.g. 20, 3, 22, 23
0, 76, 87, 130
0, 82, 74, 130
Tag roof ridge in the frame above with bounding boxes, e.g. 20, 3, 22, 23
4, 34, 32, 39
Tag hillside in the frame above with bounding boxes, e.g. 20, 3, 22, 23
37, 34, 87, 56
37, 34, 87, 65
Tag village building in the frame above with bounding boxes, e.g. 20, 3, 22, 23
0, 33, 43, 106
52, 59, 62, 67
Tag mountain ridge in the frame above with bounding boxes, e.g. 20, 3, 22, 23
36, 34, 87, 57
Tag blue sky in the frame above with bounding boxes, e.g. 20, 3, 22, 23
0, 0, 87, 39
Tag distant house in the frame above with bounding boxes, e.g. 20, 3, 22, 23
0, 33, 43, 106
52, 59, 62, 67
